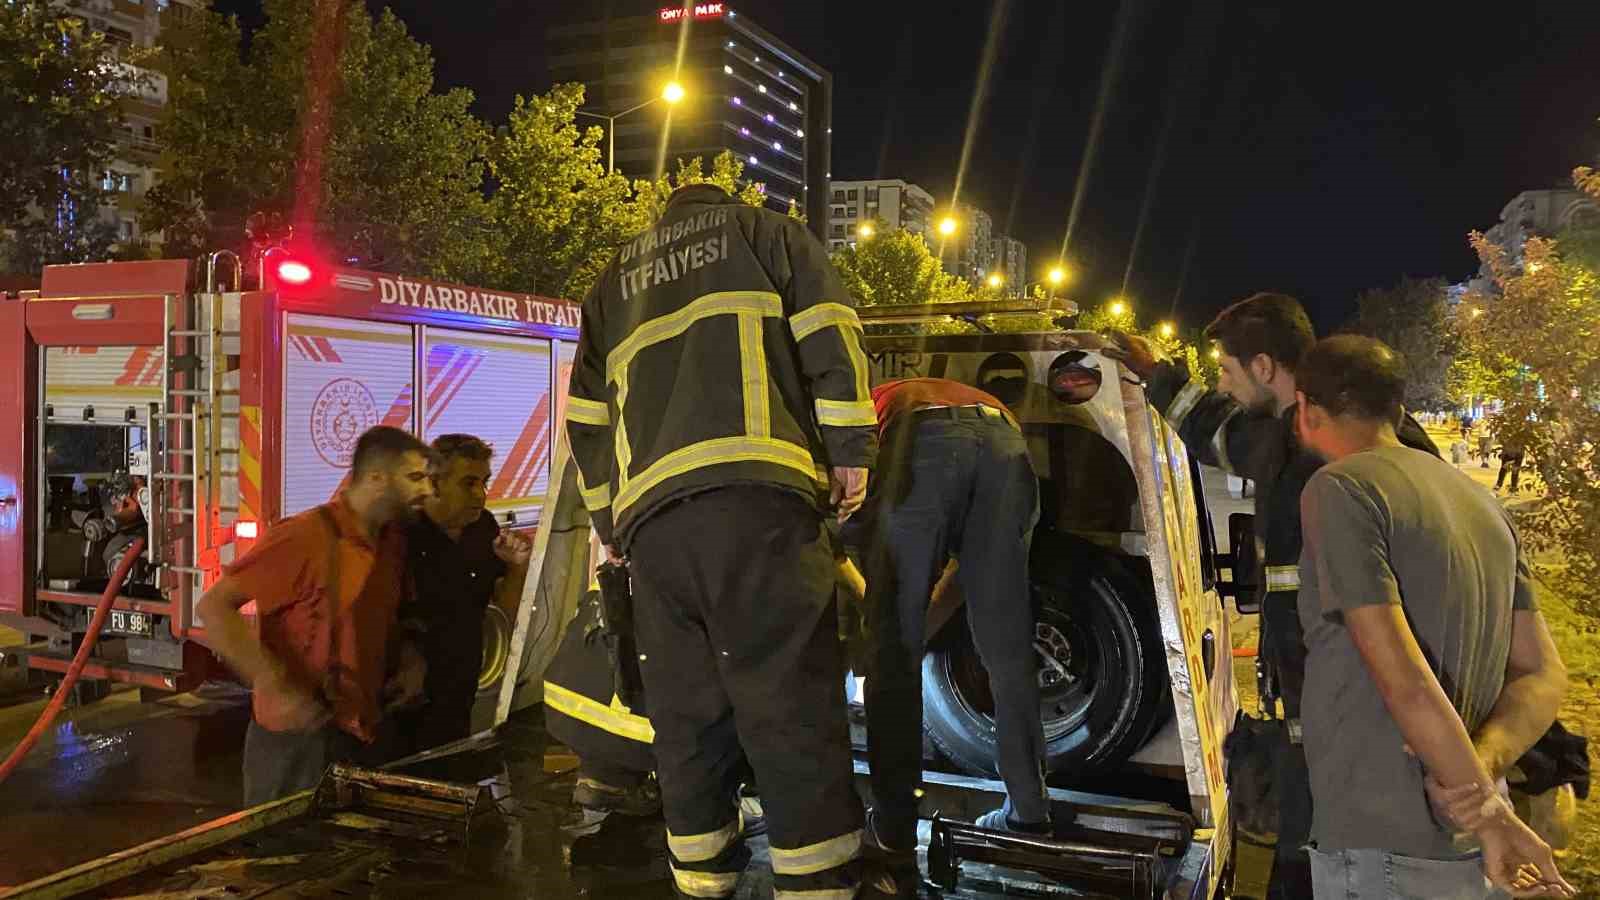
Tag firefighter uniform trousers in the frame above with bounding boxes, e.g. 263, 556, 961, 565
629, 485, 862, 899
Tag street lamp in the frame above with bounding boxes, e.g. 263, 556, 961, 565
1158, 321, 1175, 338
576, 80, 687, 174
856, 222, 875, 240
986, 273, 1004, 290
938, 216, 958, 236
1108, 298, 1129, 318
1048, 266, 1068, 286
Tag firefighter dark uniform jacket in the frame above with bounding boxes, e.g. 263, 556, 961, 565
544, 592, 656, 777
1147, 359, 1440, 722
565, 184, 877, 550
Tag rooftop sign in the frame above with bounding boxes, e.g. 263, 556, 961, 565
659, 3, 724, 23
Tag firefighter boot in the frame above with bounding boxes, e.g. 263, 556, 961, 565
572, 774, 662, 817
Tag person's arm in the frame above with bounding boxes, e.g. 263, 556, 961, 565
197, 574, 284, 688
1476, 609, 1568, 779
565, 273, 618, 550
769, 219, 877, 519
492, 529, 533, 619
1107, 332, 1276, 478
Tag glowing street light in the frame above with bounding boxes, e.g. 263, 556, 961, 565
577, 81, 689, 174
938, 216, 958, 236
856, 222, 875, 240
1047, 266, 1068, 286
1158, 321, 1175, 338
986, 273, 1004, 289
1209, 346, 1222, 360
1108, 298, 1129, 317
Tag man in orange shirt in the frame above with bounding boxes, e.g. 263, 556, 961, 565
198, 425, 435, 805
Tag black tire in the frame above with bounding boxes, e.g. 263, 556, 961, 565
921, 534, 1169, 776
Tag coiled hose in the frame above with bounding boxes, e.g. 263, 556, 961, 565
0, 537, 147, 785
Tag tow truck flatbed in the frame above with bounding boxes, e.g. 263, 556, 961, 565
1, 710, 1221, 900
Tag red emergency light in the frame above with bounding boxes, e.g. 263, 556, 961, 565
234, 520, 259, 540
275, 259, 314, 286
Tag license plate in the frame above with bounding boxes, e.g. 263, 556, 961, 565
107, 609, 152, 637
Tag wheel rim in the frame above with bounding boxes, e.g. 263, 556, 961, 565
478, 606, 511, 693
942, 590, 1100, 743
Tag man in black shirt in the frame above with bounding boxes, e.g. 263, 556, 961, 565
394, 433, 532, 755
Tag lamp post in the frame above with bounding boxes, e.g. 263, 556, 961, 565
576, 81, 686, 174
1025, 265, 1071, 301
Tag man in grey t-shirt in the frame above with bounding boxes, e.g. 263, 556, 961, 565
1294, 335, 1572, 899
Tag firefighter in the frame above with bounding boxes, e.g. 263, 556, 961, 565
854, 378, 1048, 884
1108, 294, 1439, 898
565, 183, 877, 899
392, 434, 532, 758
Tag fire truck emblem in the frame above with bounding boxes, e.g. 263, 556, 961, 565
310, 378, 378, 467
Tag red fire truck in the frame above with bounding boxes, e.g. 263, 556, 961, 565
0, 253, 580, 696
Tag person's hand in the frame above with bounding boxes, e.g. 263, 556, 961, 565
382, 643, 428, 713
1476, 806, 1576, 897
257, 670, 331, 733
1101, 331, 1163, 380
830, 466, 869, 524
1425, 774, 1511, 833
493, 529, 533, 568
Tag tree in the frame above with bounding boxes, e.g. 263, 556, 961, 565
829, 223, 974, 308
623, 151, 767, 228
1457, 165, 1600, 617
143, 0, 490, 278
478, 83, 635, 299
0, 1, 134, 271
1345, 276, 1456, 412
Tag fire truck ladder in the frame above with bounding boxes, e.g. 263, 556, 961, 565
150, 254, 241, 632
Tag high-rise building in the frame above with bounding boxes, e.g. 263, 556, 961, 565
51, 0, 194, 246
547, 4, 832, 232
824, 178, 935, 252
942, 203, 994, 285
989, 235, 1027, 295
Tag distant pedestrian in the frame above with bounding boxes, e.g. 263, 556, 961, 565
1498, 438, 1526, 493
1461, 414, 1474, 442
1479, 432, 1494, 468
1450, 439, 1470, 466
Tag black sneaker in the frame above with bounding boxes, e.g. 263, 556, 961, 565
572, 776, 662, 817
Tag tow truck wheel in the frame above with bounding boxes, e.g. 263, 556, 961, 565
921, 537, 1169, 776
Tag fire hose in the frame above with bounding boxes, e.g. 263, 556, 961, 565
0, 537, 146, 785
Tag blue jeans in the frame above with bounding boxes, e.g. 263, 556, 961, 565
1309, 847, 1506, 900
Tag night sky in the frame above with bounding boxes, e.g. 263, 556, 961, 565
225, 1, 1600, 329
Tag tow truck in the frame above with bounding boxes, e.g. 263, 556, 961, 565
0, 295, 1256, 899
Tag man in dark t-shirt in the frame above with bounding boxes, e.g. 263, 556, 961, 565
393, 433, 531, 756
1294, 336, 1571, 898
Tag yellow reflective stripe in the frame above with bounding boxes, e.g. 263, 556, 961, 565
615, 436, 823, 516
1265, 565, 1300, 592
769, 828, 863, 876
607, 290, 783, 379
614, 362, 634, 483
566, 396, 611, 427
668, 818, 741, 863
775, 890, 858, 900
1210, 407, 1239, 474
1166, 381, 1206, 432
542, 680, 654, 743
815, 398, 878, 428
671, 865, 740, 897
845, 330, 870, 402
739, 312, 770, 438
789, 302, 861, 342
576, 473, 611, 511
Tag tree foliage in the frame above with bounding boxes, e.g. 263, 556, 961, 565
829, 222, 975, 307
1458, 166, 1600, 616
143, 0, 490, 277
624, 151, 767, 227
1345, 276, 1456, 412
0, 0, 135, 271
